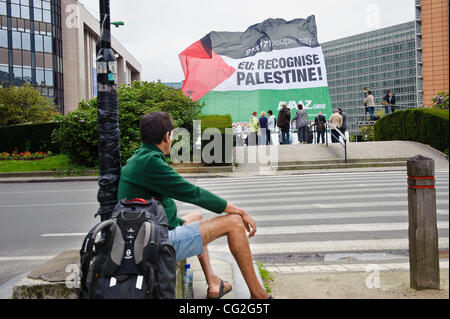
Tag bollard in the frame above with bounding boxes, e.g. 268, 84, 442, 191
407, 155, 440, 290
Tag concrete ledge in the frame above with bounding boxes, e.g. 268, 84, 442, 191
12, 250, 185, 299
13, 250, 79, 299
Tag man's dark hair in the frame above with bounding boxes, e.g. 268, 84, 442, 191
268, 110, 273, 115
140, 112, 174, 144
298, 104, 303, 110
368, 91, 372, 95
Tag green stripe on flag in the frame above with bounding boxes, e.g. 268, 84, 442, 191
200, 86, 333, 123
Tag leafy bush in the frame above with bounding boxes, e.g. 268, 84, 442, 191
374, 108, 449, 152
52, 81, 203, 167
0, 122, 60, 153
432, 91, 449, 110
200, 114, 233, 134
200, 114, 233, 165
0, 84, 58, 127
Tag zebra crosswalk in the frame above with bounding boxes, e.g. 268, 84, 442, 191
178, 171, 449, 256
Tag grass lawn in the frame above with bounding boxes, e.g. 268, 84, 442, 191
0, 154, 96, 174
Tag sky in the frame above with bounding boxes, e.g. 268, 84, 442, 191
77, 0, 415, 82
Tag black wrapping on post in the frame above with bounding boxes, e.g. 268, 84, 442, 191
95, 0, 121, 221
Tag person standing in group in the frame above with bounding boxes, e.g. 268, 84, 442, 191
291, 104, 309, 144
277, 103, 291, 144
388, 91, 396, 112
247, 111, 259, 146
338, 108, 347, 142
329, 110, 343, 143
258, 111, 268, 146
383, 90, 396, 114
267, 110, 276, 145
364, 91, 376, 121
314, 111, 326, 144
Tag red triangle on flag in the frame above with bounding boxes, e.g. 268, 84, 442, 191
179, 40, 236, 101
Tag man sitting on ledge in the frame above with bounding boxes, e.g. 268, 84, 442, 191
118, 111, 270, 299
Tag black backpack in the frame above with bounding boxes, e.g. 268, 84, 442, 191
79, 198, 176, 299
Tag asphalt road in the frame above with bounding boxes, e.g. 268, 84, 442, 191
0, 170, 448, 291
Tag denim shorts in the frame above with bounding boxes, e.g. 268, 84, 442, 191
168, 221, 204, 262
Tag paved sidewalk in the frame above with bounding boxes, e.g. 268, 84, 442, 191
269, 263, 449, 299
187, 251, 264, 299
185, 249, 449, 299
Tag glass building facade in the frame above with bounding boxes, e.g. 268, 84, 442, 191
0, 0, 63, 110
322, 21, 421, 136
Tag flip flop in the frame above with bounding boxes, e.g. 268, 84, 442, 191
206, 279, 232, 299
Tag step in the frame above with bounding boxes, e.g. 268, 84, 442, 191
173, 166, 233, 173
275, 161, 407, 171
275, 158, 410, 166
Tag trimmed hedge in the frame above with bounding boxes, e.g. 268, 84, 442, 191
374, 108, 449, 152
200, 114, 233, 165
0, 122, 60, 153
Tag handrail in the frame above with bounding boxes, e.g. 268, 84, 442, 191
305, 122, 347, 163
326, 122, 348, 163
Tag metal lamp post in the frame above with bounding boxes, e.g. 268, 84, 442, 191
95, 0, 121, 222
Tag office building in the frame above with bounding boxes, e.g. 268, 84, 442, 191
322, 21, 420, 136
416, 0, 449, 106
0, 0, 141, 114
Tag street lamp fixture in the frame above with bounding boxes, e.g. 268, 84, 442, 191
111, 21, 125, 28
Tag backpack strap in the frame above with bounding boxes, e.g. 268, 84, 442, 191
79, 220, 114, 292
143, 222, 160, 296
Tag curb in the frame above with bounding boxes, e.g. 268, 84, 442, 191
0, 166, 448, 184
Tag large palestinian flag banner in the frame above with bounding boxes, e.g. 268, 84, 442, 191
179, 16, 332, 123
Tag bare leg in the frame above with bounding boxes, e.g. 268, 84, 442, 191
181, 213, 231, 295
199, 214, 269, 299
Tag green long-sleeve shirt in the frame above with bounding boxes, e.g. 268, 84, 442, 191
118, 143, 228, 230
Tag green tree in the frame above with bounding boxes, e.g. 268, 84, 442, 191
52, 81, 203, 167
0, 84, 58, 127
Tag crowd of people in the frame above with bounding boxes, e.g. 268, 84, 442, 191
245, 103, 348, 146
245, 89, 397, 146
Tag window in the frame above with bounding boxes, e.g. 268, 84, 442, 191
22, 32, 30, 51
36, 67, 44, 85
42, 1, 50, 10
12, 31, 21, 49
35, 34, 43, 51
0, 64, 8, 81
0, 29, 7, 48
45, 69, 53, 86
13, 66, 22, 81
42, 10, 51, 23
21, 5, 30, 19
34, 7, 42, 21
0, 1, 6, 16
11, 4, 21, 18
23, 67, 32, 83
43, 36, 52, 53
